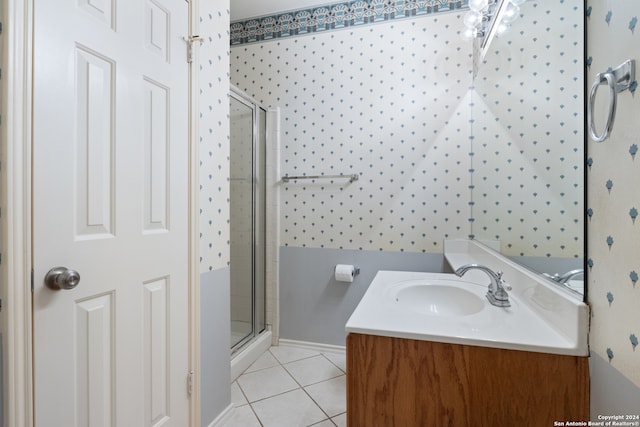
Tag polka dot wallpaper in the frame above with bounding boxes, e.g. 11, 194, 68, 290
231, 1, 583, 258
232, 12, 475, 253
587, 0, 640, 388
200, 2, 231, 272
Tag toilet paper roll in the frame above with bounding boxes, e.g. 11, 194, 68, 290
335, 264, 356, 283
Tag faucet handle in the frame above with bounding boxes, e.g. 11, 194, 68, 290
496, 271, 512, 291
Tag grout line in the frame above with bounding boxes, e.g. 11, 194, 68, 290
279, 354, 325, 368
280, 354, 345, 387
232, 380, 251, 407
319, 352, 347, 374
306, 418, 338, 427
236, 346, 347, 427
247, 386, 302, 405
251, 405, 265, 427
269, 349, 324, 365
300, 383, 334, 425
301, 375, 347, 420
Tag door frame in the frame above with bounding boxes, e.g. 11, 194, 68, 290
1, 1, 202, 426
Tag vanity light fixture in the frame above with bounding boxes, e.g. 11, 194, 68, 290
461, 0, 527, 45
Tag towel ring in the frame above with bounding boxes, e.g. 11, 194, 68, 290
587, 59, 636, 143
588, 72, 617, 143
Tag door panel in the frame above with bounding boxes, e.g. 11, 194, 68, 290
75, 293, 115, 426
78, 0, 115, 29
146, 1, 170, 61
143, 277, 170, 425
33, 1, 190, 426
143, 78, 170, 232
75, 45, 115, 239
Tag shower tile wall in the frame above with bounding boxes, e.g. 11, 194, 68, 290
586, 0, 640, 414
232, 11, 474, 253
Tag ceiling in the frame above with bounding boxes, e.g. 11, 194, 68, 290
231, 0, 332, 21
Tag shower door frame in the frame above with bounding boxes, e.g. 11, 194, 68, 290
229, 86, 267, 354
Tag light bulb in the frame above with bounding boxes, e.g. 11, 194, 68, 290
464, 10, 483, 29
501, 3, 520, 24
496, 22, 511, 36
460, 27, 477, 41
469, 0, 488, 12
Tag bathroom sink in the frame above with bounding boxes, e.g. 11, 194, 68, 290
346, 266, 589, 356
390, 280, 485, 316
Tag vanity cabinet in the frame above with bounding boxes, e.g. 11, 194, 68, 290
347, 333, 589, 426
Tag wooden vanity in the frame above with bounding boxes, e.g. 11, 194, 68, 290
347, 333, 589, 426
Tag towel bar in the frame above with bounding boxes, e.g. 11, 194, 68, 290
281, 174, 359, 183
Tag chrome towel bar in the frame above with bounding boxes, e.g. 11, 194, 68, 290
282, 174, 359, 183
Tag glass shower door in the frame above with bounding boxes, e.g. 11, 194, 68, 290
229, 91, 266, 351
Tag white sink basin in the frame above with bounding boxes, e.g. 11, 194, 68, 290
346, 270, 588, 356
390, 280, 485, 317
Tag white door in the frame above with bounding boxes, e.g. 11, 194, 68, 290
32, 1, 191, 426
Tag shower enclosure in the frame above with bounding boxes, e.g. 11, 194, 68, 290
229, 87, 266, 352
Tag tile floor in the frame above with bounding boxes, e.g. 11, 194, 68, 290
223, 345, 347, 427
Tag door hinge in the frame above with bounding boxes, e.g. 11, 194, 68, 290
187, 370, 194, 396
31, 269, 34, 292
184, 35, 204, 64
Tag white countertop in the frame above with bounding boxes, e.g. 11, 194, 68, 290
345, 240, 589, 356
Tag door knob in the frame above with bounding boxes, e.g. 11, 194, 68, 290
45, 266, 81, 290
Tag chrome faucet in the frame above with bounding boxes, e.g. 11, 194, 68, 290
554, 269, 584, 284
455, 264, 512, 308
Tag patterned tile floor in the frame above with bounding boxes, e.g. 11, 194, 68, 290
223, 345, 347, 427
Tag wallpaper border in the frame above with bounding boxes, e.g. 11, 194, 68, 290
231, 0, 469, 45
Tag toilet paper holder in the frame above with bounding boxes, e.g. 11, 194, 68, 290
334, 264, 360, 282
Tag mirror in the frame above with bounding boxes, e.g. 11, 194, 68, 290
478, 0, 513, 60
229, 0, 585, 297
471, 0, 584, 295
